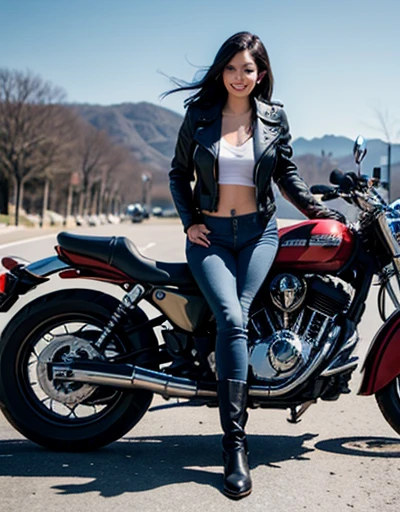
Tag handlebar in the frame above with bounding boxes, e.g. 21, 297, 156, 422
311, 168, 388, 212
309, 184, 333, 195
311, 170, 370, 197
329, 170, 360, 192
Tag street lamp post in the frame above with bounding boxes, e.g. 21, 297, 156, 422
141, 172, 152, 212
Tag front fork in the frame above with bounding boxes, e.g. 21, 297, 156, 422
377, 265, 400, 321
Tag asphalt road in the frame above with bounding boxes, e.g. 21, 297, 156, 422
0, 220, 399, 512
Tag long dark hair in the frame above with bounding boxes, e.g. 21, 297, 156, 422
162, 31, 274, 108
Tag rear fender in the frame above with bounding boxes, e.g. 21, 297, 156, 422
0, 255, 68, 312
358, 309, 400, 395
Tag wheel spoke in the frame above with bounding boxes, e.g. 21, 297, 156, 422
66, 405, 79, 419
24, 318, 127, 423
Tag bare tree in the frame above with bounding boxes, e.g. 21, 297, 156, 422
0, 69, 78, 225
99, 145, 145, 215
0, 160, 9, 215
71, 122, 110, 216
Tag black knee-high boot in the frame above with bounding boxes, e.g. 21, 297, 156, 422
218, 379, 252, 499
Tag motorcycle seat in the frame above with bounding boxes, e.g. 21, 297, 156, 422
57, 232, 197, 288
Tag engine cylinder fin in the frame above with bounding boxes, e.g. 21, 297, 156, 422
308, 278, 350, 317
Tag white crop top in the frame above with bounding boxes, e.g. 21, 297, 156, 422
218, 137, 255, 187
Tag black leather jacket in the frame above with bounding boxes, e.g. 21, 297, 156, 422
169, 97, 343, 232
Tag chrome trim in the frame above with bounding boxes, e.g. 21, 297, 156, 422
333, 329, 359, 356
26, 256, 70, 277
52, 364, 215, 399
270, 274, 307, 313
250, 333, 334, 397
51, 332, 336, 400
320, 356, 359, 377
132, 367, 202, 398
53, 368, 134, 389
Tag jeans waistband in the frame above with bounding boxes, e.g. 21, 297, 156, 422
203, 211, 275, 229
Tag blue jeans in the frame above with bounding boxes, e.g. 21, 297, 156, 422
186, 212, 279, 381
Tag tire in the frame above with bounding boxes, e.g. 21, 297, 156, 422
375, 376, 400, 436
0, 289, 158, 451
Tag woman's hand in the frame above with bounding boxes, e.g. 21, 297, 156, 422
315, 208, 347, 224
187, 224, 211, 247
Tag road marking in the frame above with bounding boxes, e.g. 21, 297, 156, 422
0, 234, 56, 249
139, 242, 156, 253
0, 236, 156, 254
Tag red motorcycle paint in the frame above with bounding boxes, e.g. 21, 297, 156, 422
56, 246, 133, 284
275, 219, 355, 272
358, 310, 400, 395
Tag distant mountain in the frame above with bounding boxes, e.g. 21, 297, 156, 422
71, 101, 399, 205
72, 101, 184, 204
73, 101, 184, 171
293, 135, 400, 183
293, 135, 354, 158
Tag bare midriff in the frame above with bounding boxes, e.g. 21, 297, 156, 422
202, 184, 257, 217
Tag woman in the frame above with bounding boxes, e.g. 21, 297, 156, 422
167, 31, 345, 499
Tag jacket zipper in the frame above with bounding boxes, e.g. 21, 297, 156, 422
212, 160, 219, 211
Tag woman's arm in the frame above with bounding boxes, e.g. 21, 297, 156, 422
169, 108, 203, 232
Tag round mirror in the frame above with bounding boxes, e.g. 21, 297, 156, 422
353, 135, 367, 165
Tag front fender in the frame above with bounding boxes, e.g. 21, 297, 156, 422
358, 309, 400, 395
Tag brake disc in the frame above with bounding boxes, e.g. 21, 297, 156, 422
37, 336, 104, 405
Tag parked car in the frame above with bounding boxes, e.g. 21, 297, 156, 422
126, 203, 144, 223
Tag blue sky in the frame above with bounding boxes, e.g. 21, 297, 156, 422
1, 0, 400, 141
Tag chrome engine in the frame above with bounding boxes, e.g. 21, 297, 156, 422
248, 274, 351, 387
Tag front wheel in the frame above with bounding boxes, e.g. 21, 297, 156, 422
375, 376, 400, 436
0, 289, 158, 451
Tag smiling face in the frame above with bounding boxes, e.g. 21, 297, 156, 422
222, 50, 259, 100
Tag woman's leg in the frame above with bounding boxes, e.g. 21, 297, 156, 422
217, 214, 278, 499
187, 239, 252, 498
186, 214, 278, 499
186, 240, 248, 381
236, 214, 279, 326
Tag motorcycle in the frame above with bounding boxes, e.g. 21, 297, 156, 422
0, 136, 399, 451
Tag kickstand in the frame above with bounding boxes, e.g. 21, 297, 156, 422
287, 400, 316, 424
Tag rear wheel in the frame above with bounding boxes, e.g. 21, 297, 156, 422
0, 289, 158, 451
376, 376, 400, 436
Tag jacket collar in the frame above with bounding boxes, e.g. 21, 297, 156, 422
193, 97, 281, 161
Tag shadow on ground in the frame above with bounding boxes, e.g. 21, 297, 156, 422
315, 436, 400, 458
0, 432, 316, 497
1, 433, 397, 497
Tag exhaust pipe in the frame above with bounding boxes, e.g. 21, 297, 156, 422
51, 361, 217, 399
51, 338, 340, 400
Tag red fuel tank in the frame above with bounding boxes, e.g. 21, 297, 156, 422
275, 219, 355, 273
